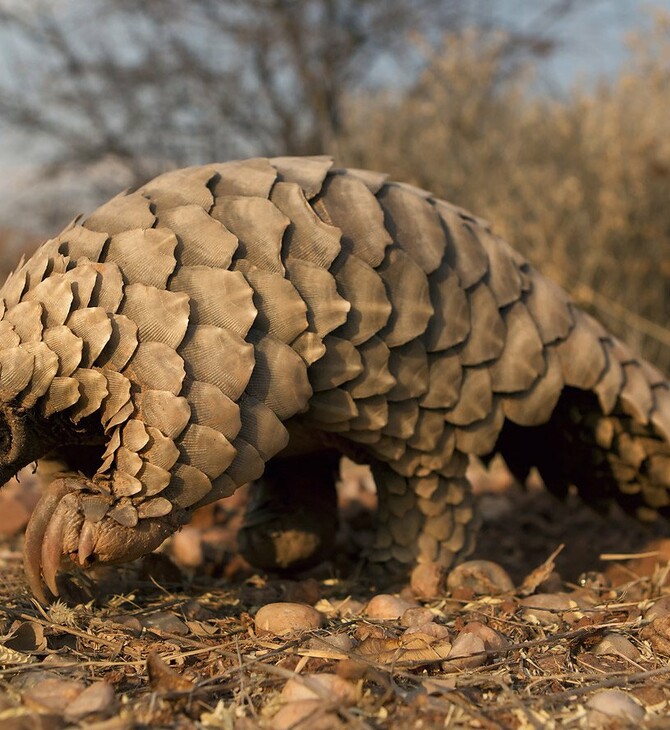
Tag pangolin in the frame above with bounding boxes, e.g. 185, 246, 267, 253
0, 156, 667, 603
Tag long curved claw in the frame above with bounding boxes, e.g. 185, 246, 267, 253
23, 476, 182, 603
41, 492, 80, 598
23, 478, 82, 604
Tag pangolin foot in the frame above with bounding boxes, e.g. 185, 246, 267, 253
23, 477, 179, 603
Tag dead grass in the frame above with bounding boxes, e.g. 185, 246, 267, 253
338, 14, 670, 373
1, 475, 670, 729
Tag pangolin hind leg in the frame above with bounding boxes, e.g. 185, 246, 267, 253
367, 459, 478, 576
237, 451, 340, 572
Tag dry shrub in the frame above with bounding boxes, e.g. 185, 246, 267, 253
339, 17, 670, 371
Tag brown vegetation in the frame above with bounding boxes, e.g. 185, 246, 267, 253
337, 19, 670, 371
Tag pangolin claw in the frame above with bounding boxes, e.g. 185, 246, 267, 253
23, 476, 180, 603
23, 478, 83, 604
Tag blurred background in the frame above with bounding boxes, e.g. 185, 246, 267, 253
0, 0, 668, 371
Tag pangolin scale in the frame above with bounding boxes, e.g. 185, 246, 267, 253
0, 156, 667, 602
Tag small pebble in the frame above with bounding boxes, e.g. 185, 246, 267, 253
141, 612, 189, 635
309, 632, 354, 653
404, 622, 450, 641
254, 602, 324, 636
5, 621, 46, 652
285, 578, 321, 605
272, 701, 339, 730
443, 632, 486, 671
401, 607, 434, 627
331, 598, 365, 617
460, 621, 508, 653
644, 595, 670, 621
586, 689, 645, 721
64, 682, 116, 723
365, 594, 416, 620
520, 593, 578, 625
282, 673, 357, 704
182, 600, 214, 621
446, 560, 514, 595
592, 633, 641, 660
0, 491, 32, 537
107, 615, 143, 635
410, 562, 445, 598
23, 678, 85, 715
171, 526, 204, 568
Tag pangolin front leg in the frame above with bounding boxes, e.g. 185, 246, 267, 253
23, 477, 180, 603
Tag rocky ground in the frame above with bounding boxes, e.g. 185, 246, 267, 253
0, 460, 670, 729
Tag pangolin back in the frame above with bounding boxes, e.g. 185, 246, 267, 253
0, 156, 668, 598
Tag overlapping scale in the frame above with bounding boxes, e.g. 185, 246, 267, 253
140, 426, 181, 471
57, 224, 108, 263
96, 314, 138, 372
23, 275, 73, 327
308, 336, 363, 392
435, 202, 489, 288
66, 308, 112, 367
5, 301, 43, 343
211, 158, 277, 198
425, 264, 470, 352
100, 371, 132, 430
378, 184, 446, 274
0, 347, 34, 400
212, 197, 287, 274
284, 258, 350, 337
235, 264, 305, 342
62, 265, 99, 309
386, 341, 429, 401
0, 321, 20, 350
460, 282, 506, 366
444, 367, 493, 427
177, 423, 236, 479
84, 191, 155, 234
163, 463, 212, 509
123, 341, 185, 395
104, 228, 177, 288
489, 302, 545, 393
157, 205, 238, 268
85, 261, 124, 313
502, 347, 564, 426
135, 390, 190, 439
179, 325, 254, 401
69, 368, 109, 422
20, 342, 59, 408
237, 395, 289, 461
555, 309, 608, 389
120, 284, 190, 348
141, 166, 217, 210
245, 330, 312, 420
171, 266, 256, 336
477, 230, 524, 307
269, 156, 333, 199
525, 267, 574, 344
344, 336, 396, 399
313, 173, 392, 267
270, 182, 341, 266
41, 376, 80, 418
330, 254, 391, 345
183, 380, 241, 442
377, 248, 433, 348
